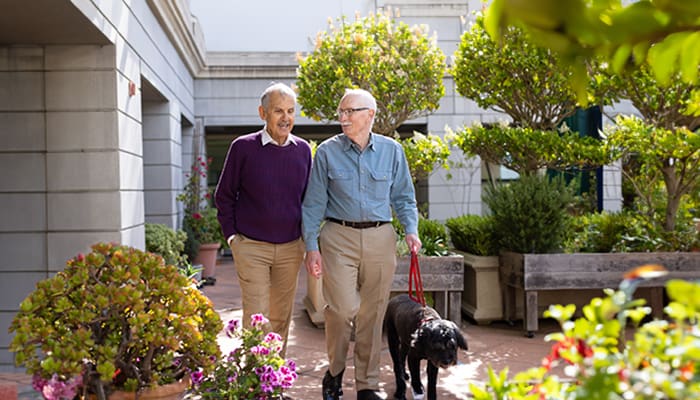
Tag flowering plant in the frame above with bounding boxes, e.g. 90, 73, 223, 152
188, 314, 298, 399
470, 265, 700, 399
178, 156, 223, 246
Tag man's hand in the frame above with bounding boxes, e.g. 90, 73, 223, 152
405, 233, 422, 254
305, 250, 323, 279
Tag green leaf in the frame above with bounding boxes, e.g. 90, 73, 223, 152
611, 44, 632, 73
647, 32, 685, 85
680, 32, 700, 83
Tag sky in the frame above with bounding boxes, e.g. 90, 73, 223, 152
189, 0, 373, 52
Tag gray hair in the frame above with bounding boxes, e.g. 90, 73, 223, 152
260, 82, 297, 109
340, 88, 377, 111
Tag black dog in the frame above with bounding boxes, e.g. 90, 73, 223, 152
384, 294, 468, 400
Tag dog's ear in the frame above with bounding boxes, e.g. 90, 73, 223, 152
453, 326, 468, 350
442, 320, 468, 351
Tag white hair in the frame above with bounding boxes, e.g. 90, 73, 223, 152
261, 82, 297, 109
340, 88, 377, 111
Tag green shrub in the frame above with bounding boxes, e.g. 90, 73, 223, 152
145, 223, 188, 266
418, 218, 449, 256
565, 211, 700, 253
565, 211, 634, 253
394, 216, 449, 256
445, 214, 499, 256
484, 175, 575, 253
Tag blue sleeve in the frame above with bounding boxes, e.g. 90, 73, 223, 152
390, 142, 419, 235
302, 146, 329, 251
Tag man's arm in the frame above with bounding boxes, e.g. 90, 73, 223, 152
214, 141, 240, 240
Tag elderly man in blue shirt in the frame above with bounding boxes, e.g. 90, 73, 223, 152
302, 88, 422, 400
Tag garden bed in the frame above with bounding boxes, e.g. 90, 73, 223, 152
500, 251, 700, 336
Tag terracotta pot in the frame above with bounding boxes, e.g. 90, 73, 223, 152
193, 242, 220, 278
84, 379, 189, 399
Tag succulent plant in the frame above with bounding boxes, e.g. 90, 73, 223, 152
9, 242, 223, 399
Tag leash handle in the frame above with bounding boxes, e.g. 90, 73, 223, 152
408, 251, 426, 306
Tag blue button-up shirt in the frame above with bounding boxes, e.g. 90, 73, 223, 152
302, 132, 418, 251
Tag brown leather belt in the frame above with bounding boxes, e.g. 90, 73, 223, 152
327, 218, 390, 229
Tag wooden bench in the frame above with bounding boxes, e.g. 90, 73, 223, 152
392, 254, 464, 323
500, 251, 700, 337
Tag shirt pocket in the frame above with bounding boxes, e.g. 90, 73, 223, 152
369, 169, 392, 200
328, 168, 354, 199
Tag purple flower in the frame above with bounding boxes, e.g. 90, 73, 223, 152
225, 319, 241, 337
250, 345, 270, 355
38, 374, 80, 400
190, 370, 205, 385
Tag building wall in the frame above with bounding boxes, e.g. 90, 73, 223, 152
0, 0, 204, 368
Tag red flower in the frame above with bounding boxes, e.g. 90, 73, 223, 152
193, 213, 202, 220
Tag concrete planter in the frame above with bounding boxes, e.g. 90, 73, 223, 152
500, 251, 700, 336
453, 250, 502, 325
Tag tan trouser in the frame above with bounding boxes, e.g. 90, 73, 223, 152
230, 234, 304, 356
320, 222, 397, 392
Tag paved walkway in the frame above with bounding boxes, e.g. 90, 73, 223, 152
1, 256, 559, 399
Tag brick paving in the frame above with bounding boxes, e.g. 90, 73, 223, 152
0, 256, 559, 399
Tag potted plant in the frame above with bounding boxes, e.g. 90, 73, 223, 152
178, 156, 224, 283
9, 242, 223, 400
187, 314, 298, 400
446, 214, 502, 324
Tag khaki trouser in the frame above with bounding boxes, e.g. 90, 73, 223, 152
230, 234, 304, 356
320, 222, 397, 392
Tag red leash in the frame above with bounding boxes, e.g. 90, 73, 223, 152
408, 251, 426, 306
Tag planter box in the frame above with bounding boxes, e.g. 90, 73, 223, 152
392, 254, 464, 323
454, 251, 502, 325
500, 251, 700, 337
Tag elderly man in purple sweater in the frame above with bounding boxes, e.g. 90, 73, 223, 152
215, 82, 312, 354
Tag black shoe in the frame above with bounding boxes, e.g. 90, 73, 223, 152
322, 369, 344, 400
356, 389, 383, 400
202, 276, 216, 286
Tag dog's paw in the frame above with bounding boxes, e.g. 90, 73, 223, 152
411, 389, 424, 400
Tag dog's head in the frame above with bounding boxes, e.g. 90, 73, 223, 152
411, 319, 468, 369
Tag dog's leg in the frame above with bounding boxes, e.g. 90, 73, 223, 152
407, 356, 424, 400
426, 362, 439, 400
388, 328, 408, 399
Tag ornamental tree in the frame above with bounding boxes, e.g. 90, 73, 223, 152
604, 116, 700, 232
595, 63, 700, 232
450, 15, 610, 186
451, 14, 582, 131
295, 11, 446, 136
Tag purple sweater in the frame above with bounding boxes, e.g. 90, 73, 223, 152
214, 131, 312, 244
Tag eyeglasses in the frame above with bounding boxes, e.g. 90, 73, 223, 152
336, 107, 370, 118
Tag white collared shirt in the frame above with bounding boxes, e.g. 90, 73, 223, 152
262, 127, 293, 147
